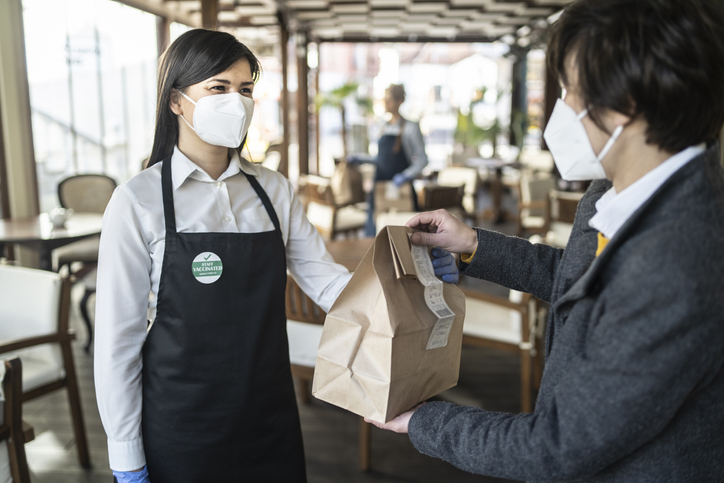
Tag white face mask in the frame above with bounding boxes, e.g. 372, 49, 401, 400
177, 90, 254, 148
543, 98, 624, 181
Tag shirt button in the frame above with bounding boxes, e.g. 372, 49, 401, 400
224, 215, 232, 223
215, 182, 222, 189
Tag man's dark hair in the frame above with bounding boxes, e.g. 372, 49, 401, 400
547, 0, 724, 153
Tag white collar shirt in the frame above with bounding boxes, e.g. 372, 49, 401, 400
95, 146, 351, 471
589, 143, 706, 239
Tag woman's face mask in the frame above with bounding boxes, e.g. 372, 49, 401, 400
543, 98, 624, 181
177, 90, 254, 148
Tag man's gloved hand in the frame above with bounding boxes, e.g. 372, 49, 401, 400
113, 466, 150, 483
347, 154, 363, 165
392, 172, 409, 187
431, 247, 459, 284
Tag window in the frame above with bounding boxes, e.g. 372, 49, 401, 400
23, 0, 158, 211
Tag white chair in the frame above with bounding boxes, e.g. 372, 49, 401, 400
0, 358, 34, 483
54, 174, 116, 353
517, 169, 556, 238
436, 167, 480, 222
461, 287, 546, 413
375, 211, 418, 234
285, 275, 372, 471
299, 175, 367, 240
0, 265, 90, 468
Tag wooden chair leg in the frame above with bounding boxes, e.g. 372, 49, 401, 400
5, 359, 32, 483
358, 418, 371, 471
61, 342, 91, 467
80, 288, 94, 353
520, 348, 533, 413
295, 378, 311, 404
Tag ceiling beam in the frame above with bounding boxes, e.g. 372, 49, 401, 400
113, 0, 201, 27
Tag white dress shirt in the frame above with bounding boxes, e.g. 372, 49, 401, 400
589, 143, 706, 239
94, 146, 352, 471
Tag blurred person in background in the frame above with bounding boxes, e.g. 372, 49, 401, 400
349, 84, 428, 235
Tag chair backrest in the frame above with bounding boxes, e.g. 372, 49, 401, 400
519, 170, 555, 218
0, 358, 31, 483
422, 185, 464, 211
285, 275, 326, 325
436, 167, 479, 214
0, 266, 67, 370
58, 174, 117, 214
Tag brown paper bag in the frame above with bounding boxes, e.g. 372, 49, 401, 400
312, 225, 466, 423
331, 160, 365, 206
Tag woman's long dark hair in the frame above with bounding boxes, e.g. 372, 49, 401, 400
147, 29, 261, 167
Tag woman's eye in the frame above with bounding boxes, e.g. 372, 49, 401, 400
211, 85, 226, 92
240, 88, 253, 95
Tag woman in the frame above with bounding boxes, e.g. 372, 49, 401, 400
94, 29, 353, 483
350, 84, 428, 236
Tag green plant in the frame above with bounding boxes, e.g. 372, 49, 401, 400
316, 81, 373, 156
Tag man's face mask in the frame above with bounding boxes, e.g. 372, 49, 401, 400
177, 90, 254, 148
543, 99, 624, 181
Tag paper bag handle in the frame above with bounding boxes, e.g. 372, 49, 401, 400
387, 226, 417, 280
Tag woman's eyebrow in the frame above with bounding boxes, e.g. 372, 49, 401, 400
206, 78, 254, 86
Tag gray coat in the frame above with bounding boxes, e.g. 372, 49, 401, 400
408, 142, 724, 482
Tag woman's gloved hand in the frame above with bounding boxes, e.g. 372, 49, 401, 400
113, 466, 150, 483
392, 172, 409, 187
431, 247, 459, 284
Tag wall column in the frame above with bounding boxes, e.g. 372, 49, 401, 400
279, 17, 290, 177
201, 0, 218, 30
296, 32, 309, 176
0, 0, 40, 266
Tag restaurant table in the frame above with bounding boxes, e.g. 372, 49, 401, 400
0, 213, 104, 270
325, 237, 374, 272
465, 157, 522, 224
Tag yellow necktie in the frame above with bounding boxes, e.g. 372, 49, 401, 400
596, 232, 609, 257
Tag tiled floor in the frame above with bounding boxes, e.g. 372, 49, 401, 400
22, 190, 527, 482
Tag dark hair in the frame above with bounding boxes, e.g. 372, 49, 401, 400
547, 0, 724, 153
147, 29, 261, 167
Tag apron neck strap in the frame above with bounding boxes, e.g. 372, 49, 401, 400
243, 172, 281, 233
161, 157, 177, 234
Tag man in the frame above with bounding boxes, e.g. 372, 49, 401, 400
368, 0, 724, 481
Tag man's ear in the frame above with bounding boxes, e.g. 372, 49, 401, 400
169, 89, 182, 116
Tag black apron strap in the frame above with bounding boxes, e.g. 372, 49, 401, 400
161, 158, 177, 234
243, 171, 282, 233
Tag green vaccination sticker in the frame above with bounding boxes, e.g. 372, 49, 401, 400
192, 252, 223, 284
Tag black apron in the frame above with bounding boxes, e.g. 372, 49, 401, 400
140, 158, 306, 483
365, 127, 419, 235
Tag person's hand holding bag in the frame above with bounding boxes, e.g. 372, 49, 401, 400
113, 466, 150, 483
406, 209, 477, 256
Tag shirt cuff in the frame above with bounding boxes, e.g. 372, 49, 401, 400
108, 436, 146, 472
461, 247, 477, 264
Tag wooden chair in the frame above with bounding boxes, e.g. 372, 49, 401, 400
54, 173, 116, 352
538, 190, 584, 248
436, 167, 480, 223
460, 287, 546, 413
516, 170, 556, 238
421, 184, 465, 212
299, 175, 367, 240
285, 275, 372, 471
0, 265, 90, 468
0, 358, 35, 483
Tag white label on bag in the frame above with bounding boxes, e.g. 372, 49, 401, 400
408, 234, 457, 349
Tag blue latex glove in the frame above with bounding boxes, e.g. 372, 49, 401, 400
392, 172, 409, 187
431, 247, 459, 284
347, 154, 363, 165
113, 466, 150, 483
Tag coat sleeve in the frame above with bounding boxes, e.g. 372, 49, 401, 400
460, 228, 563, 303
